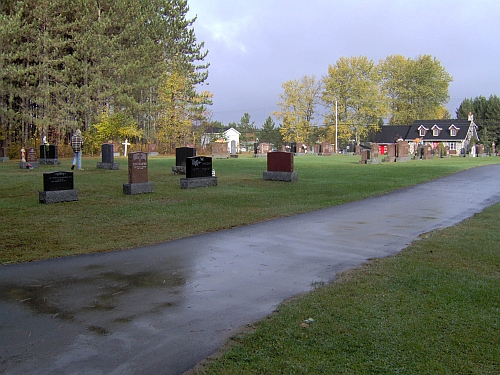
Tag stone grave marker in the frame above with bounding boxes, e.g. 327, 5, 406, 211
39, 145, 60, 165
230, 140, 238, 158
0, 140, 8, 162
359, 149, 370, 164
320, 142, 333, 156
20, 147, 39, 169
384, 144, 396, 162
173, 146, 196, 174
263, 151, 298, 182
423, 145, 433, 160
212, 142, 228, 159
123, 152, 153, 195
180, 156, 218, 189
476, 144, 486, 157
39, 171, 78, 204
97, 143, 119, 170
396, 141, 411, 162
148, 144, 158, 157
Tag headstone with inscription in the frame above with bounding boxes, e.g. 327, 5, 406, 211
20, 147, 39, 169
39, 171, 78, 204
263, 151, 298, 182
212, 142, 228, 159
320, 142, 333, 156
384, 144, 396, 162
97, 143, 120, 170
180, 156, 218, 189
148, 144, 158, 157
39, 145, 61, 165
173, 147, 196, 175
476, 144, 486, 157
396, 141, 411, 162
423, 145, 433, 160
123, 152, 153, 195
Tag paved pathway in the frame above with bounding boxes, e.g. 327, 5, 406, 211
1, 164, 500, 375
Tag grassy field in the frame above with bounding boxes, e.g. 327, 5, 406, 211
192, 202, 500, 374
1, 154, 499, 264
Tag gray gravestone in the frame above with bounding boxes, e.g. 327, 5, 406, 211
39, 171, 78, 204
97, 143, 119, 170
230, 140, 238, 158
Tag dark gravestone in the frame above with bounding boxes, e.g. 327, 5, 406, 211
39, 145, 60, 165
396, 141, 411, 162
0, 140, 8, 162
180, 156, 217, 188
290, 142, 297, 153
39, 171, 78, 204
263, 152, 297, 182
186, 156, 212, 178
123, 152, 153, 194
97, 143, 119, 170
173, 147, 196, 174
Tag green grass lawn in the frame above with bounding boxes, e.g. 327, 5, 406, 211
192, 202, 500, 374
1, 154, 499, 264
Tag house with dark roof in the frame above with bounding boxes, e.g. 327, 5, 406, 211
373, 118, 479, 155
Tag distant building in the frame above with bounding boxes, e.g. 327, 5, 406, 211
201, 127, 241, 152
373, 119, 479, 155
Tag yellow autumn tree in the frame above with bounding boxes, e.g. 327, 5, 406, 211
273, 75, 322, 143
323, 56, 387, 145
158, 70, 212, 152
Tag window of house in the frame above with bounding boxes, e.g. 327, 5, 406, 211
449, 142, 456, 150
419, 128, 426, 136
450, 128, 457, 136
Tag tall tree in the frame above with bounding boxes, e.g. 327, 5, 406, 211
379, 54, 453, 125
457, 95, 500, 147
323, 56, 386, 144
274, 75, 322, 143
259, 116, 282, 148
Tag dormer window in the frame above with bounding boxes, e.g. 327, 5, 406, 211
449, 124, 459, 137
418, 125, 428, 137
431, 125, 442, 137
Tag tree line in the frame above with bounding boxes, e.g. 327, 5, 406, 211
0, 0, 211, 154
274, 55, 454, 147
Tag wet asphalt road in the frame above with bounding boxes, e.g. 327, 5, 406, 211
1, 164, 500, 375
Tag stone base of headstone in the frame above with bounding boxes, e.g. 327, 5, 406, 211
172, 166, 186, 175
294, 153, 306, 157
396, 156, 411, 162
19, 161, 39, 169
383, 156, 396, 162
39, 190, 78, 204
253, 154, 267, 158
1, 157, 9, 162
263, 171, 298, 182
148, 152, 158, 157
478, 153, 487, 157
114, 152, 120, 157
212, 154, 228, 159
97, 162, 120, 170
180, 176, 218, 189
367, 158, 382, 164
38, 158, 61, 165
123, 182, 154, 195
230, 154, 239, 158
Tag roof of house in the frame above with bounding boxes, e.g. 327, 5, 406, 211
373, 125, 412, 144
407, 119, 472, 142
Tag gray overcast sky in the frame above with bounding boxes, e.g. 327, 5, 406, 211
187, 0, 500, 126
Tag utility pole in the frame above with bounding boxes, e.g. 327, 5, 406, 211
335, 100, 338, 153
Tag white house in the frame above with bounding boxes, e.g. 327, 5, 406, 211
201, 127, 241, 153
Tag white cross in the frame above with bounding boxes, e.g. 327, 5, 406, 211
122, 139, 131, 157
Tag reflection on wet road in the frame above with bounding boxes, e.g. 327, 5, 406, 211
1, 164, 500, 374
